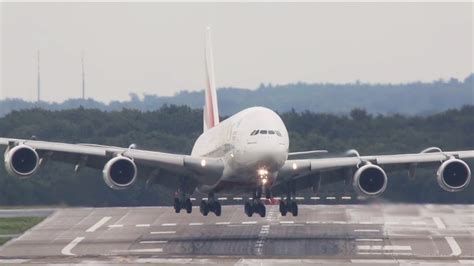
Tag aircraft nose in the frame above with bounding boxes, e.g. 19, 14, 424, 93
254, 139, 287, 168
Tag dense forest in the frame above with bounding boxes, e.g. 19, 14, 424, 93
1, 74, 473, 117
0, 105, 473, 206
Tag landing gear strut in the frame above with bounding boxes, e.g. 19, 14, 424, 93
244, 187, 266, 218
173, 177, 193, 214
200, 193, 221, 216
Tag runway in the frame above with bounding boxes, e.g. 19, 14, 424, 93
0, 204, 473, 265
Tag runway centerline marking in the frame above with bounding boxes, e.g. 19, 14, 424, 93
61, 236, 85, 256
433, 217, 446, 229
355, 239, 383, 242
114, 248, 163, 253
151, 231, 176, 234
242, 221, 257, 224
140, 240, 168, 244
279, 221, 294, 224
445, 236, 462, 256
161, 223, 176, 226
354, 229, 380, 232
108, 224, 123, 228
136, 224, 150, 227
357, 245, 412, 251
86, 217, 111, 232
189, 223, 203, 226
216, 222, 230, 225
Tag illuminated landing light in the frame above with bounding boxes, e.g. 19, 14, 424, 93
262, 178, 268, 185
201, 159, 207, 167
258, 168, 268, 176
292, 163, 298, 170
230, 153, 234, 158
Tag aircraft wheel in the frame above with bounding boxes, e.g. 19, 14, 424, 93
214, 201, 222, 216
174, 198, 181, 213
290, 201, 298, 217
200, 200, 209, 216
244, 202, 253, 217
185, 198, 192, 214
257, 202, 266, 217
279, 200, 287, 216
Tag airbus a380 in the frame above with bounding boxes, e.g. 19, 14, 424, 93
1, 29, 473, 218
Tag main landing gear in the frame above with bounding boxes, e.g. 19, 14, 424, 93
244, 187, 266, 218
174, 197, 192, 214
279, 181, 298, 216
200, 193, 222, 216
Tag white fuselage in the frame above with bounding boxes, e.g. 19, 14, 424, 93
191, 107, 289, 193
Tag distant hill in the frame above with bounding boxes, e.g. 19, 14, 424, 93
1, 74, 472, 117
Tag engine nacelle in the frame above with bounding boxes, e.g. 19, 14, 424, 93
102, 156, 137, 190
4, 145, 40, 178
436, 158, 471, 192
353, 163, 388, 197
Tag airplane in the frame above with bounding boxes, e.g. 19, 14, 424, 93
1, 28, 473, 218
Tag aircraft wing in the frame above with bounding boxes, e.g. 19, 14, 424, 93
274, 149, 474, 195
0, 138, 224, 190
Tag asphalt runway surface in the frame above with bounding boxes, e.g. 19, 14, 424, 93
0, 204, 472, 265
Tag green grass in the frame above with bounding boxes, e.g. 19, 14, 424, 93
0, 237, 11, 245
0, 217, 45, 235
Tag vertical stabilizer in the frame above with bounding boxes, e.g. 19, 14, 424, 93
203, 27, 220, 131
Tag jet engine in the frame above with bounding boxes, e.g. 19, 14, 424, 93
102, 156, 137, 190
353, 163, 388, 197
4, 145, 40, 178
436, 158, 471, 192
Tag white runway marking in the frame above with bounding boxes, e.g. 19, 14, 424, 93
86, 217, 111, 232
459, 260, 474, 264
351, 259, 397, 263
108, 224, 123, 228
280, 221, 294, 224
135, 224, 150, 227
189, 222, 203, 226
326, 197, 336, 200
411, 221, 426, 225
61, 236, 85, 256
140, 240, 168, 244
216, 222, 231, 225
445, 236, 462, 256
150, 231, 176, 235
341, 196, 352, 200
233, 197, 243, 200
116, 248, 163, 253
306, 221, 320, 224
357, 245, 412, 251
433, 217, 446, 229
354, 229, 380, 232
0, 259, 29, 263
161, 223, 176, 226
242, 221, 257, 224
355, 239, 383, 242
310, 197, 320, 200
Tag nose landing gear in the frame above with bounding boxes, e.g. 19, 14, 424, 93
244, 187, 266, 217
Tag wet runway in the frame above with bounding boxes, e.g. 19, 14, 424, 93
0, 204, 473, 265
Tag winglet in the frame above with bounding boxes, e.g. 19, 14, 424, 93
203, 27, 220, 131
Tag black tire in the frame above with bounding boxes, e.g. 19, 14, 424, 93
279, 200, 287, 216
290, 201, 298, 217
258, 202, 266, 217
215, 202, 222, 216
174, 198, 181, 213
200, 200, 209, 216
244, 202, 253, 217
185, 198, 192, 214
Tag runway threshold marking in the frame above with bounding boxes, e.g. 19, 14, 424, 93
86, 217, 111, 232
445, 236, 462, 256
433, 217, 446, 229
61, 236, 85, 256
151, 231, 176, 234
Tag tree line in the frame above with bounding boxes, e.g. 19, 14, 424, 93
0, 105, 473, 206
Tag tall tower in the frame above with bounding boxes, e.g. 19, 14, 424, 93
37, 50, 41, 102
81, 50, 86, 100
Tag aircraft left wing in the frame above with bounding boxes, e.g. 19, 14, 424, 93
275, 149, 474, 196
0, 138, 224, 191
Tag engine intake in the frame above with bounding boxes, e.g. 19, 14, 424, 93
437, 158, 471, 192
353, 163, 388, 197
102, 156, 137, 190
4, 145, 39, 178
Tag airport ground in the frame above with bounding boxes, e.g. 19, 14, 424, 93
0, 203, 472, 265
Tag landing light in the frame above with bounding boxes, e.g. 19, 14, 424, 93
292, 163, 298, 170
201, 159, 207, 167
258, 168, 268, 176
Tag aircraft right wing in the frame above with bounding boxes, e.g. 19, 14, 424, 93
0, 137, 224, 192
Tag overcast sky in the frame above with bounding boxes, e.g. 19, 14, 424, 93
1, 2, 472, 102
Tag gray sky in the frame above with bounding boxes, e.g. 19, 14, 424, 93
1, 2, 472, 102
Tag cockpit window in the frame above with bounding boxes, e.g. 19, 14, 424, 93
250, 130, 258, 136
260, 130, 268, 134
275, 130, 282, 137
268, 130, 275, 135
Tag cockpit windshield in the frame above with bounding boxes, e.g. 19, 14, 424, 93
250, 129, 282, 136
